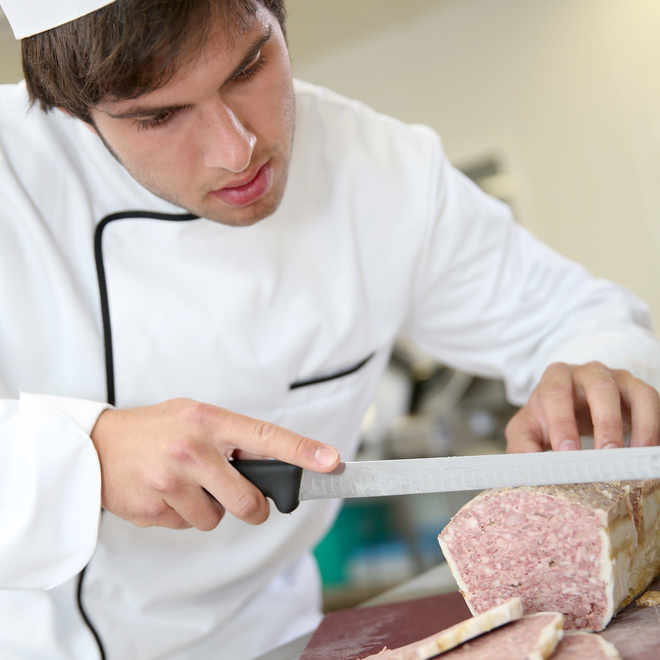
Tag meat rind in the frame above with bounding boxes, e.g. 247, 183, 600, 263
357, 597, 523, 660
550, 632, 622, 660
436, 612, 564, 660
438, 480, 660, 631
635, 590, 660, 607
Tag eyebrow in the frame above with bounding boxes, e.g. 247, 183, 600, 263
103, 25, 273, 120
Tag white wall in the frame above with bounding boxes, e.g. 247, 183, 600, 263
0, 12, 21, 82
290, 0, 660, 328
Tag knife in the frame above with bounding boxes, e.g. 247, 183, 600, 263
232, 445, 660, 513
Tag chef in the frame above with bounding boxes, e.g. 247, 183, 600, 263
0, 0, 659, 658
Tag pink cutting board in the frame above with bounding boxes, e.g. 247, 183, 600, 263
300, 592, 471, 660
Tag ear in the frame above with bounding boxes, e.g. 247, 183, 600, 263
56, 107, 98, 135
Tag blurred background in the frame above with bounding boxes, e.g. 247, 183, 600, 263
2, 0, 659, 609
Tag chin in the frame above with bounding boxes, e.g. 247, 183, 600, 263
201, 193, 283, 227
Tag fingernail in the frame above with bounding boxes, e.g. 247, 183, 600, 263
602, 442, 620, 450
315, 446, 339, 467
559, 439, 579, 451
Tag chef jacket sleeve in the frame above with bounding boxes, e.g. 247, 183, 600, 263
400, 138, 660, 404
0, 393, 106, 589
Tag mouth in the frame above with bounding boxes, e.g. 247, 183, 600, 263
210, 161, 273, 208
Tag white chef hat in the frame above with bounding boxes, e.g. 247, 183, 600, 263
1, 0, 118, 39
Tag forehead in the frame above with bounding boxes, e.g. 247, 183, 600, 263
166, 7, 261, 78
94, 2, 262, 105
95, 8, 273, 113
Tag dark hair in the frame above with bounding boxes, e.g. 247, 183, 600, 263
21, 0, 286, 122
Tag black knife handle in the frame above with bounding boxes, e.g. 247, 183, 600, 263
231, 459, 303, 513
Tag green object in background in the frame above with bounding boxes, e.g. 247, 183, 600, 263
313, 500, 391, 587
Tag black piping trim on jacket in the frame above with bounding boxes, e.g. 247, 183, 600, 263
93, 210, 198, 406
77, 210, 198, 660
289, 352, 375, 390
76, 565, 105, 660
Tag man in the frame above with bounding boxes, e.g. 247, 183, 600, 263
0, 0, 659, 658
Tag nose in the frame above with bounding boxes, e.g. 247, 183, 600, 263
201, 100, 256, 173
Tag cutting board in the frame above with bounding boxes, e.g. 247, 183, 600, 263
300, 592, 470, 660
600, 575, 660, 660
301, 576, 660, 660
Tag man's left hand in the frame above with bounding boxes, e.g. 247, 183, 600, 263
505, 361, 660, 452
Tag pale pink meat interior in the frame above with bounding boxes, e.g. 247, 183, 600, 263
442, 491, 607, 629
552, 632, 617, 659
439, 613, 561, 659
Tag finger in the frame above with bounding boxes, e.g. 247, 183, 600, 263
163, 486, 226, 531
616, 372, 660, 447
177, 445, 271, 525
211, 408, 340, 473
202, 462, 271, 525
538, 363, 582, 451
131, 499, 193, 530
578, 365, 624, 449
504, 409, 550, 453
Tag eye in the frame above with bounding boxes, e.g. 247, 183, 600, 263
233, 51, 267, 83
134, 110, 177, 131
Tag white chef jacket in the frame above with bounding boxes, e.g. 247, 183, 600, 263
1, 78, 659, 659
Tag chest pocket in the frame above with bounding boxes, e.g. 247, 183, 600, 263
280, 348, 391, 455
290, 352, 375, 391
286, 351, 384, 409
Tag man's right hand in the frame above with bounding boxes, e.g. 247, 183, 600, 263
89, 398, 340, 531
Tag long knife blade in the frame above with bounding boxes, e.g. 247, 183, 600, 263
232, 446, 660, 513
300, 446, 660, 501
